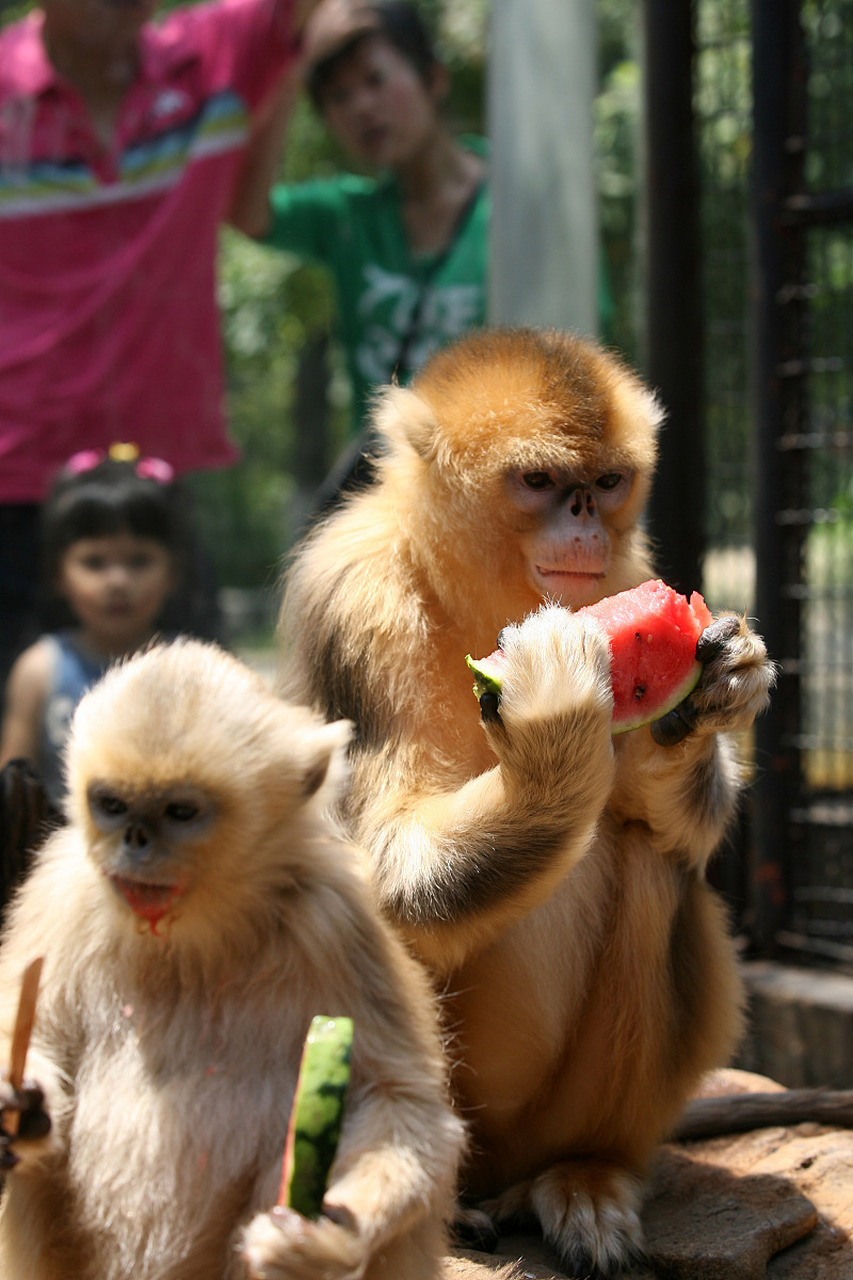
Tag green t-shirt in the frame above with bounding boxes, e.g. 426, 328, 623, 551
263, 138, 489, 434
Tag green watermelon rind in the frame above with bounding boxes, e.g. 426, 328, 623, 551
282, 1015, 354, 1219
465, 652, 503, 699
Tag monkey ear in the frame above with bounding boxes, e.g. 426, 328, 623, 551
300, 719, 353, 800
372, 385, 438, 461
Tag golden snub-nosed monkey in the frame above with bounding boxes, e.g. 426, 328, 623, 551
0, 640, 464, 1280
278, 327, 775, 1276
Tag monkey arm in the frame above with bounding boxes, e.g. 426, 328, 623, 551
322, 1082, 463, 1249
242, 909, 464, 1280
355, 607, 617, 974
309, 912, 465, 1261
361, 767, 606, 973
243, 1082, 461, 1280
611, 730, 743, 868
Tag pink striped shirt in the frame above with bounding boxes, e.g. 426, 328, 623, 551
0, 0, 298, 501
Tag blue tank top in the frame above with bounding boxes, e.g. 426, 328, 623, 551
39, 632, 110, 806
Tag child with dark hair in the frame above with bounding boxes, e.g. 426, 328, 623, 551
230, 0, 489, 509
0, 445, 190, 807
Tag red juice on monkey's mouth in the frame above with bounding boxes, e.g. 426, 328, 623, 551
109, 874, 185, 932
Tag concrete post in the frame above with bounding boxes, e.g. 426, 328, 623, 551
487, 0, 598, 336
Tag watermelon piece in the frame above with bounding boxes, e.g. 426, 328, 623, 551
278, 1015, 354, 1218
465, 579, 713, 735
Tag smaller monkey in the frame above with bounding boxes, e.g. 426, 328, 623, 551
0, 640, 464, 1280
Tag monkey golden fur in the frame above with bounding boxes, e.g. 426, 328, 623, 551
279, 328, 776, 1274
0, 640, 464, 1280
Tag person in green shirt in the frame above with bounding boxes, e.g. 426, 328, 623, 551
230, 0, 489, 509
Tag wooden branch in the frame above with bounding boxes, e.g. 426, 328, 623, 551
675, 1088, 853, 1141
4, 957, 44, 1138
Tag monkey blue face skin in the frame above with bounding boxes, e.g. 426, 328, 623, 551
507, 466, 636, 608
87, 783, 215, 932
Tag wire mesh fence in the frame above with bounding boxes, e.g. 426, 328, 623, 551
696, 0, 853, 964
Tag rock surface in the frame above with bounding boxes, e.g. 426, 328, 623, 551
444, 1071, 853, 1280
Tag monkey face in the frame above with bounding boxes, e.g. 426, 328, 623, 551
506, 465, 636, 609
64, 639, 354, 941
371, 329, 663, 624
86, 782, 216, 930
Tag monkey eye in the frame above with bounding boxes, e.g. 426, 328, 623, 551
595, 472, 624, 491
164, 801, 200, 823
95, 793, 128, 818
521, 471, 555, 491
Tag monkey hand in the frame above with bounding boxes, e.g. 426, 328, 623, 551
483, 605, 614, 803
0, 1076, 51, 1172
242, 1204, 366, 1280
651, 614, 775, 746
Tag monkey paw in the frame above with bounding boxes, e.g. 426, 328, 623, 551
484, 1159, 645, 1279
242, 1205, 365, 1280
497, 605, 613, 722
486, 606, 614, 790
651, 614, 776, 745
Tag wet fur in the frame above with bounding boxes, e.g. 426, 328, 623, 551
0, 641, 464, 1280
279, 328, 775, 1273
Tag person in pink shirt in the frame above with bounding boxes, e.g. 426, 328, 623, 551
0, 0, 316, 687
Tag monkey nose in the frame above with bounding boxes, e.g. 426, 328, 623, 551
568, 487, 598, 518
124, 822, 151, 851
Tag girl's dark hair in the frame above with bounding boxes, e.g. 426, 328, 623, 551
38, 453, 225, 640
42, 455, 187, 581
307, 1, 440, 108
39, 453, 222, 640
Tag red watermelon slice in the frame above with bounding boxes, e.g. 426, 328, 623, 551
465, 579, 713, 735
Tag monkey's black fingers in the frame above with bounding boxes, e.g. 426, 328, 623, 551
452, 1205, 499, 1253
561, 1236, 648, 1280
561, 1257, 608, 1280
0, 1081, 51, 1141
16, 1102, 51, 1142
696, 615, 742, 664
653, 617, 745, 746
479, 691, 502, 724
0, 1090, 45, 1171
650, 699, 699, 747
0, 1139, 19, 1171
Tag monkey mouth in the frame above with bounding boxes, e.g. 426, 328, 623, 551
109, 874, 186, 930
533, 566, 606, 602
537, 567, 605, 579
